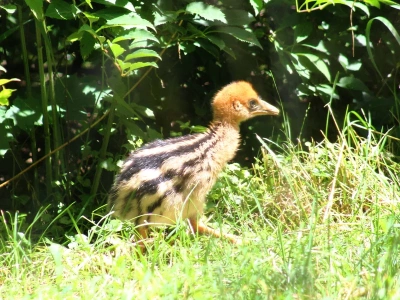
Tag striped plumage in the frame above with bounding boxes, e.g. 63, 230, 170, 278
108, 81, 279, 243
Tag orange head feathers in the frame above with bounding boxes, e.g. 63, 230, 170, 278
211, 81, 279, 126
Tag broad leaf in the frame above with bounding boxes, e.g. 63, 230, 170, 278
153, 4, 178, 27
0, 89, 15, 106
82, 11, 100, 26
364, 0, 380, 8
90, 0, 135, 12
194, 39, 219, 59
117, 60, 158, 73
127, 62, 158, 71
4, 97, 42, 130
0, 4, 17, 14
108, 41, 125, 58
294, 22, 312, 43
337, 77, 371, 92
67, 24, 99, 42
295, 53, 331, 82
186, 2, 226, 23
125, 49, 161, 61
216, 27, 262, 49
223, 9, 255, 26
0, 78, 20, 86
113, 29, 159, 44
105, 13, 155, 31
250, 0, 263, 15
25, 0, 43, 20
45, 0, 78, 20
80, 31, 96, 59
338, 54, 362, 71
206, 34, 225, 50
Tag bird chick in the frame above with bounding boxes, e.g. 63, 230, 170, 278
108, 81, 279, 243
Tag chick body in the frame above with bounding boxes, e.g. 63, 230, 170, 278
108, 81, 279, 241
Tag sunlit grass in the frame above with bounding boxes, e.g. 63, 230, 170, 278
1, 113, 400, 299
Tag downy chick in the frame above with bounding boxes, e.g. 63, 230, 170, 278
108, 81, 279, 243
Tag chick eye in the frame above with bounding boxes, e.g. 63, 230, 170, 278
248, 99, 258, 109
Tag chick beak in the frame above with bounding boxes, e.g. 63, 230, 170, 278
256, 99, 280, 116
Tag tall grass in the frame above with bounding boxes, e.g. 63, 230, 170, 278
1, 110, 400, 299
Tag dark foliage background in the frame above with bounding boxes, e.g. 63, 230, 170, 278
0, 0, 399, 235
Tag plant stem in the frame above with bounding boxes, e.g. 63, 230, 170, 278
35, 19, 52, 197
38, 20, 63, 190
90, 99, 116, 197
18, 5, 40, 204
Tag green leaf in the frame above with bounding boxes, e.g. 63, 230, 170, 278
194, 39, 219, 59
353, 2, 370, 16
296, 53, 331, 82
338, 54, 362, 71
206, 34, 225, 50
91, 0, 135, 12
366, 16, 400, 81
216, 27, 262, 49
249, 0, 263, 15
82, 11, 100, 26
290, 53, 311, 79
206, 34, 236, 57
0, 89, 15, 106
108, 42, 125, 57
125, 49, 161, 61
4, 96, 42, 130
303, 41, 329, 53
0, 4, 17, 14
129, 103, 155, 119
179, 42, 196, 55
67, 24, 99, 42
223, 9, 255, 26
91, 7, 129, 20
117, 61, 158, 72
153, 4, 178, 27
113, 29, 159, 44
294, 22, 312, 43
25, 0, 43, 20
0, 110, 13, 156
45, 0, 78, 20
364, 0, 380, 8
186, 2, 226, 23
0, 97, 9, 106
0, 78, 20, 86
105, 13, 155, 31
100, 157, 119, 171
316, 84, 340, 100
127, 62, 158, 71
80, 31, 96, 59
337, 76, 371, 92
108, 41, 125, 58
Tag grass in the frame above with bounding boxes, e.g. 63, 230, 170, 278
1, 113, 400, 299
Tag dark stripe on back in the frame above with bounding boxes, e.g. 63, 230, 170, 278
116, 125, 221, 183
145, 177, 188, 215
135, 169, 177, 201
146, 198, 163, 214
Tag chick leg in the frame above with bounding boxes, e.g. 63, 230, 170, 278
136, 225, 148, 253
188, 217, 240, 244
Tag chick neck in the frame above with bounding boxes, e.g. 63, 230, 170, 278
211, 112, 241, 131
